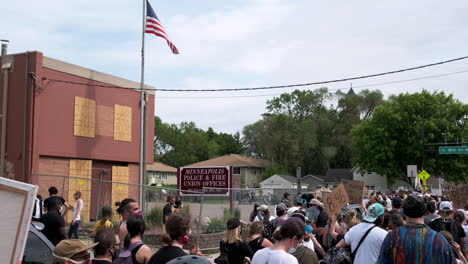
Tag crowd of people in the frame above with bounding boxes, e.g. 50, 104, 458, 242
30, 186, 468, 264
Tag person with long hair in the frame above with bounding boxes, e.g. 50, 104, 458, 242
252, 220, 304, 264
115, 198, 140, 242
121, 214, 152, 264
440, 231, 467, 264
68, 191, 83, 239
148, 213, 190, 264
291, 229, 319, 264
220, 218, 253, 264
248, 221, 273, 254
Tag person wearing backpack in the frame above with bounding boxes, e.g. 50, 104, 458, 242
429, 200, 467, 257
251, 220, 303, 264
148, 213, 190, 264
114, 214, 152, 264
248, 222, 273, 254
335, 203, 388, 264
215, 218, 253, 264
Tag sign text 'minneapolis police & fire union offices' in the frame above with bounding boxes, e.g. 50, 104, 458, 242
178, 166, 232, 195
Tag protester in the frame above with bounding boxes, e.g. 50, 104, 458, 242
336, 203, 388, 264
271, 203, 288, 229
388, 212, 405, 230
44, 186, 71, 216
115, 198, 140, 242
148, 213, 190, 264
291, 229, 320, 264
454, 210, 468, 255
424, 200, 440, 225
68, 191, 84, 239
92, 229, 119, 264
440, 231, 468, 264
343, 210, 360, 229
252, 220, 304, 264
173, 200, 182, 213
249, 202, 262, 223
382, 194, 392, 212
281, 192, 292, 208
254, 205, 274, 222
32, 194, 43, 221
116, 214, 152, 264
52, 239, 97, 264
309, 199, 328, 248
429, 200, 466, 256
377, 195, 455, 263
163, 195, 176, 226
218, 218, 253, 264
323, 213, 346, 250
248, 221, 273, 254
94, 206, 114, 235
40, 197, 67, 246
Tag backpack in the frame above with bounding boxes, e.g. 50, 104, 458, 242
214, 241, 229, 264
261, 219, 274, 240
113, 241, 143, 264
431, 219, 461, 244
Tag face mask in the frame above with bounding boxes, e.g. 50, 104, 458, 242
288, 238, 298, 254
133, 210, 143, 217
178, 234, 190, 244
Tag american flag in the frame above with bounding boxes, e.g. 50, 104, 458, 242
145, 0, 179, 54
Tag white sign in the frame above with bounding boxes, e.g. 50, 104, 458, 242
407, 165, 418, 178
0, 178, 38, 264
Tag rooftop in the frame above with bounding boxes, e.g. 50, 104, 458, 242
146, 162, 177, 172
186, 154, 272, 168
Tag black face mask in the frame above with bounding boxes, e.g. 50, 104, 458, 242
111, 247, 120, 261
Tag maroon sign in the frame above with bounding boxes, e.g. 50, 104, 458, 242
178, 166, 231, 195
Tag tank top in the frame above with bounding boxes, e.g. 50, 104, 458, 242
248, 237, 264, 254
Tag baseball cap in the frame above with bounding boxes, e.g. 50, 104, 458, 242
258, 205, 268, 212
53, 239, 97, 259
363, 203, 385, 222
276, 203, 288, 211
440, 201, 453, 211
226, 218, 241, 230
309, 199, 323, 207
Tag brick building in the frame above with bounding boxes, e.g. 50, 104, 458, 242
0, 51, 154, 221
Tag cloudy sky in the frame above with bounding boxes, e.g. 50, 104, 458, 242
4, 0, 468, 134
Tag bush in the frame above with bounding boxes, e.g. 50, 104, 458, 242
204, 207, 241, 234
145, 205, 164, 227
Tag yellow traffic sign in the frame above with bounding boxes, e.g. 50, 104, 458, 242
418, 170, 430, 181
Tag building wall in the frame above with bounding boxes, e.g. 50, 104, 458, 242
148, 171, 177, 185
237, 167, 263, 188
353, 171, 388, 192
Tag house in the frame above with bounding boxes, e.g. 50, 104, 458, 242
0, 50, 155, 221
186, 154, 272, 187
324, 169, 354, 186
259, 174, 309, 195
147, 162, 177, 185
301, 174, 326, 190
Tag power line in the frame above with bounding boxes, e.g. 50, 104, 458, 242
156, 70, 468, 99
45, 55, 468, 92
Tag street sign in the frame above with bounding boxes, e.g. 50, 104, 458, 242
407, 165, 417, 178
418, 170, 430, 181
439, 146, 468, 154
178, 166, 232, 196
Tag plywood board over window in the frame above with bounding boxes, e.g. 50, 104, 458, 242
112, 166, 129, 222
68, 159, 92, 222
74, 96, 96, 138
114, 104, 132, 142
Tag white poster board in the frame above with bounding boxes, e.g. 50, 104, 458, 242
0, 178, 38, 264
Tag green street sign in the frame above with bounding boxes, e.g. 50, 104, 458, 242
418, 170, 430, 181
439, 146, 468, 154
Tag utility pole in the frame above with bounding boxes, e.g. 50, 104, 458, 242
296, 167, 302, 194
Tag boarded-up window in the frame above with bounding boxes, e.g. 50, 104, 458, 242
68, 159, 92, 222
114, 105, 132, 142
96, 105, 114, 137
74, 97, 96, 138
112, 166, 129, 222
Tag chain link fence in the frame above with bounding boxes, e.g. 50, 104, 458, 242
33, 174, 304, 251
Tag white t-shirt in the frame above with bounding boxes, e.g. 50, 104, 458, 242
252, 247, 298, 264
302, 239, 314, 251
254, 215, 275, 222
344, 222, 388, 264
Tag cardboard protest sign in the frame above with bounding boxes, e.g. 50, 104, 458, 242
0, 177, 38, 264
342, 179, 364, 204
324, 184, 349, 216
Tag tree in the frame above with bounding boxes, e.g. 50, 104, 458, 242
154, 117, 245, 167
352, 91, 468, 184
243, 88, 383, 176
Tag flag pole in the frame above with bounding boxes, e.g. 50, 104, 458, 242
139, 0, 147, 207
